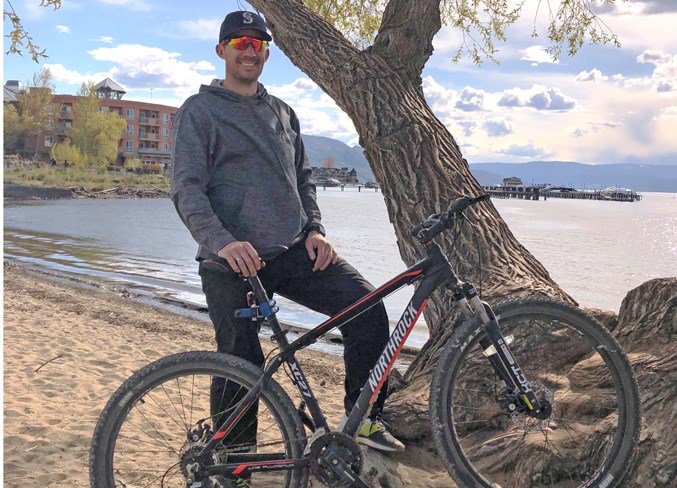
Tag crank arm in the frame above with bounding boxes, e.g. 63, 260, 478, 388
321, 451, 369, 487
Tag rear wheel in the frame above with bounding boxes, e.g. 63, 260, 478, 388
430, 298, 640, 488
90, 351, 308, 487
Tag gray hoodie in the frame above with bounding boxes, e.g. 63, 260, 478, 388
171, 80, 321, 261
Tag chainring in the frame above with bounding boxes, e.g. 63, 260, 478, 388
308, 431, 363, 486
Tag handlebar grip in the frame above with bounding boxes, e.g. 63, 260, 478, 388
446, 196, 471, 215
409, 195, 489, 239
446, 194, 490, 216
409, 223, 424, 237
470, 194, 491, 204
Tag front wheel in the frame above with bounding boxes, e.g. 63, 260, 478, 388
89, 351, 308, 487
430, 298, 640, 488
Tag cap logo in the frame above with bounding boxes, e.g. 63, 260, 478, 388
242, 12, 254, 24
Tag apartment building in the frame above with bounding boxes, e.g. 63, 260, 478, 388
5, 78, 179, 166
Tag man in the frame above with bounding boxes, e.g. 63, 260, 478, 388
171, 10, 404, 463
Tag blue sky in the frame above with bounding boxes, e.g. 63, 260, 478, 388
3, 0, 677, 165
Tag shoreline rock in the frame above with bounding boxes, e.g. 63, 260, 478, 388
3, 183, 169, 200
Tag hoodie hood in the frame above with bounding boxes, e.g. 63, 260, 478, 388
199, 79, 269, 102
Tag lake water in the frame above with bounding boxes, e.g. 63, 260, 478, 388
4, 190, 676, 348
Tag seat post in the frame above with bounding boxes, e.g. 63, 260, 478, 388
246, 274, 290, 347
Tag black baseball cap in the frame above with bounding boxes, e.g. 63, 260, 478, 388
219, 11, 272, 43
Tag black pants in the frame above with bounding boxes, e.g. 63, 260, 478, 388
199, 240, 390, 447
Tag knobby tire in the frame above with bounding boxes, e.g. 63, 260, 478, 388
89, 351, 308, 488
430, 298, 640, 488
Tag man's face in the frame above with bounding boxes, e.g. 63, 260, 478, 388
216, 28, 270, 85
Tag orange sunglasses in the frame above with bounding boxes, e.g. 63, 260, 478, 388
222, 36, 269, 52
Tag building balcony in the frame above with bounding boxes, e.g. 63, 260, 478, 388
138, 132, 160, 141
138, 116, 159, 125
138, 147, 170, 156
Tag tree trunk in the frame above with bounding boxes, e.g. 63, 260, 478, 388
253, 0, 572, 367
248, 8, 579, 468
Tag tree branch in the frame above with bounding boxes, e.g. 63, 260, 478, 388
3, 0, 62, 62
248, 0, 359, 95
373, 0, 442, 86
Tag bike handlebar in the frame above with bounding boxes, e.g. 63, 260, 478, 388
409, 194, 490, 242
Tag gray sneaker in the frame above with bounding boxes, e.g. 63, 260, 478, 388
356, 418, 405, 453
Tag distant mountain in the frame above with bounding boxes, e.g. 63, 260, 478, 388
300, 134, 676, 193
470, 161, 677, 193
302, 134, 374, 182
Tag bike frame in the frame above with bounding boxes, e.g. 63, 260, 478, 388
199, 238, 542, 478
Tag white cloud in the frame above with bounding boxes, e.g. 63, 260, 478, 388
455, 87, 486, 112
266, 79, 357, 142
422, 76, 458, 116
500, 141, 551, 159
97, 0, 152, 12
267, 78, 319, 100
46, 63, 110, 87
456, 119, 479, 138
484, 119, 513, 137
56, 25, 71, 34
94, 36, 114, 44
431, 25, 469, 57
637, 49, 677, 92
521, 45, 559, 65
590, 4, 677, 52
86, 44, 215, 93
420, 3, 677, 164
498, 85, 576, 111
638, 0, 677, 15
576, 69, 608, 83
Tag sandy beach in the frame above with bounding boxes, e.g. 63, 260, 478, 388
3, 263, 451, 487
3, 263, 352, 486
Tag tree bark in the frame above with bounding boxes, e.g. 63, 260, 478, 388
250, 0, 572, 398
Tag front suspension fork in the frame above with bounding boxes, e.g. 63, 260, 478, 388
453, 282, 548, 417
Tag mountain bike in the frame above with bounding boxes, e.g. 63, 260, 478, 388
89, 195, 640, 487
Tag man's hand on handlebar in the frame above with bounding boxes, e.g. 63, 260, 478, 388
218, 241, 265, 277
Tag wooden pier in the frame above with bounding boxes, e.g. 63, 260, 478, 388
483, 185, 541, 200
317, 184, 380, 192
542, 189, 642, 202
482, 185, 642, 202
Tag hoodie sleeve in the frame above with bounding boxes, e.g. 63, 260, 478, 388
289, 108, 322, 228
170, 98, 236, 255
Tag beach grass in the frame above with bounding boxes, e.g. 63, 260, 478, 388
3, 165, 170, 192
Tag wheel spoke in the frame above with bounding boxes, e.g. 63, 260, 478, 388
431, 300, 639, 487
91, 352, 306, 487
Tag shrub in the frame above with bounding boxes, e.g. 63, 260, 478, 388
51, 143, 83, 168
147, 163, 164, 174
125, 157, 142, 170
